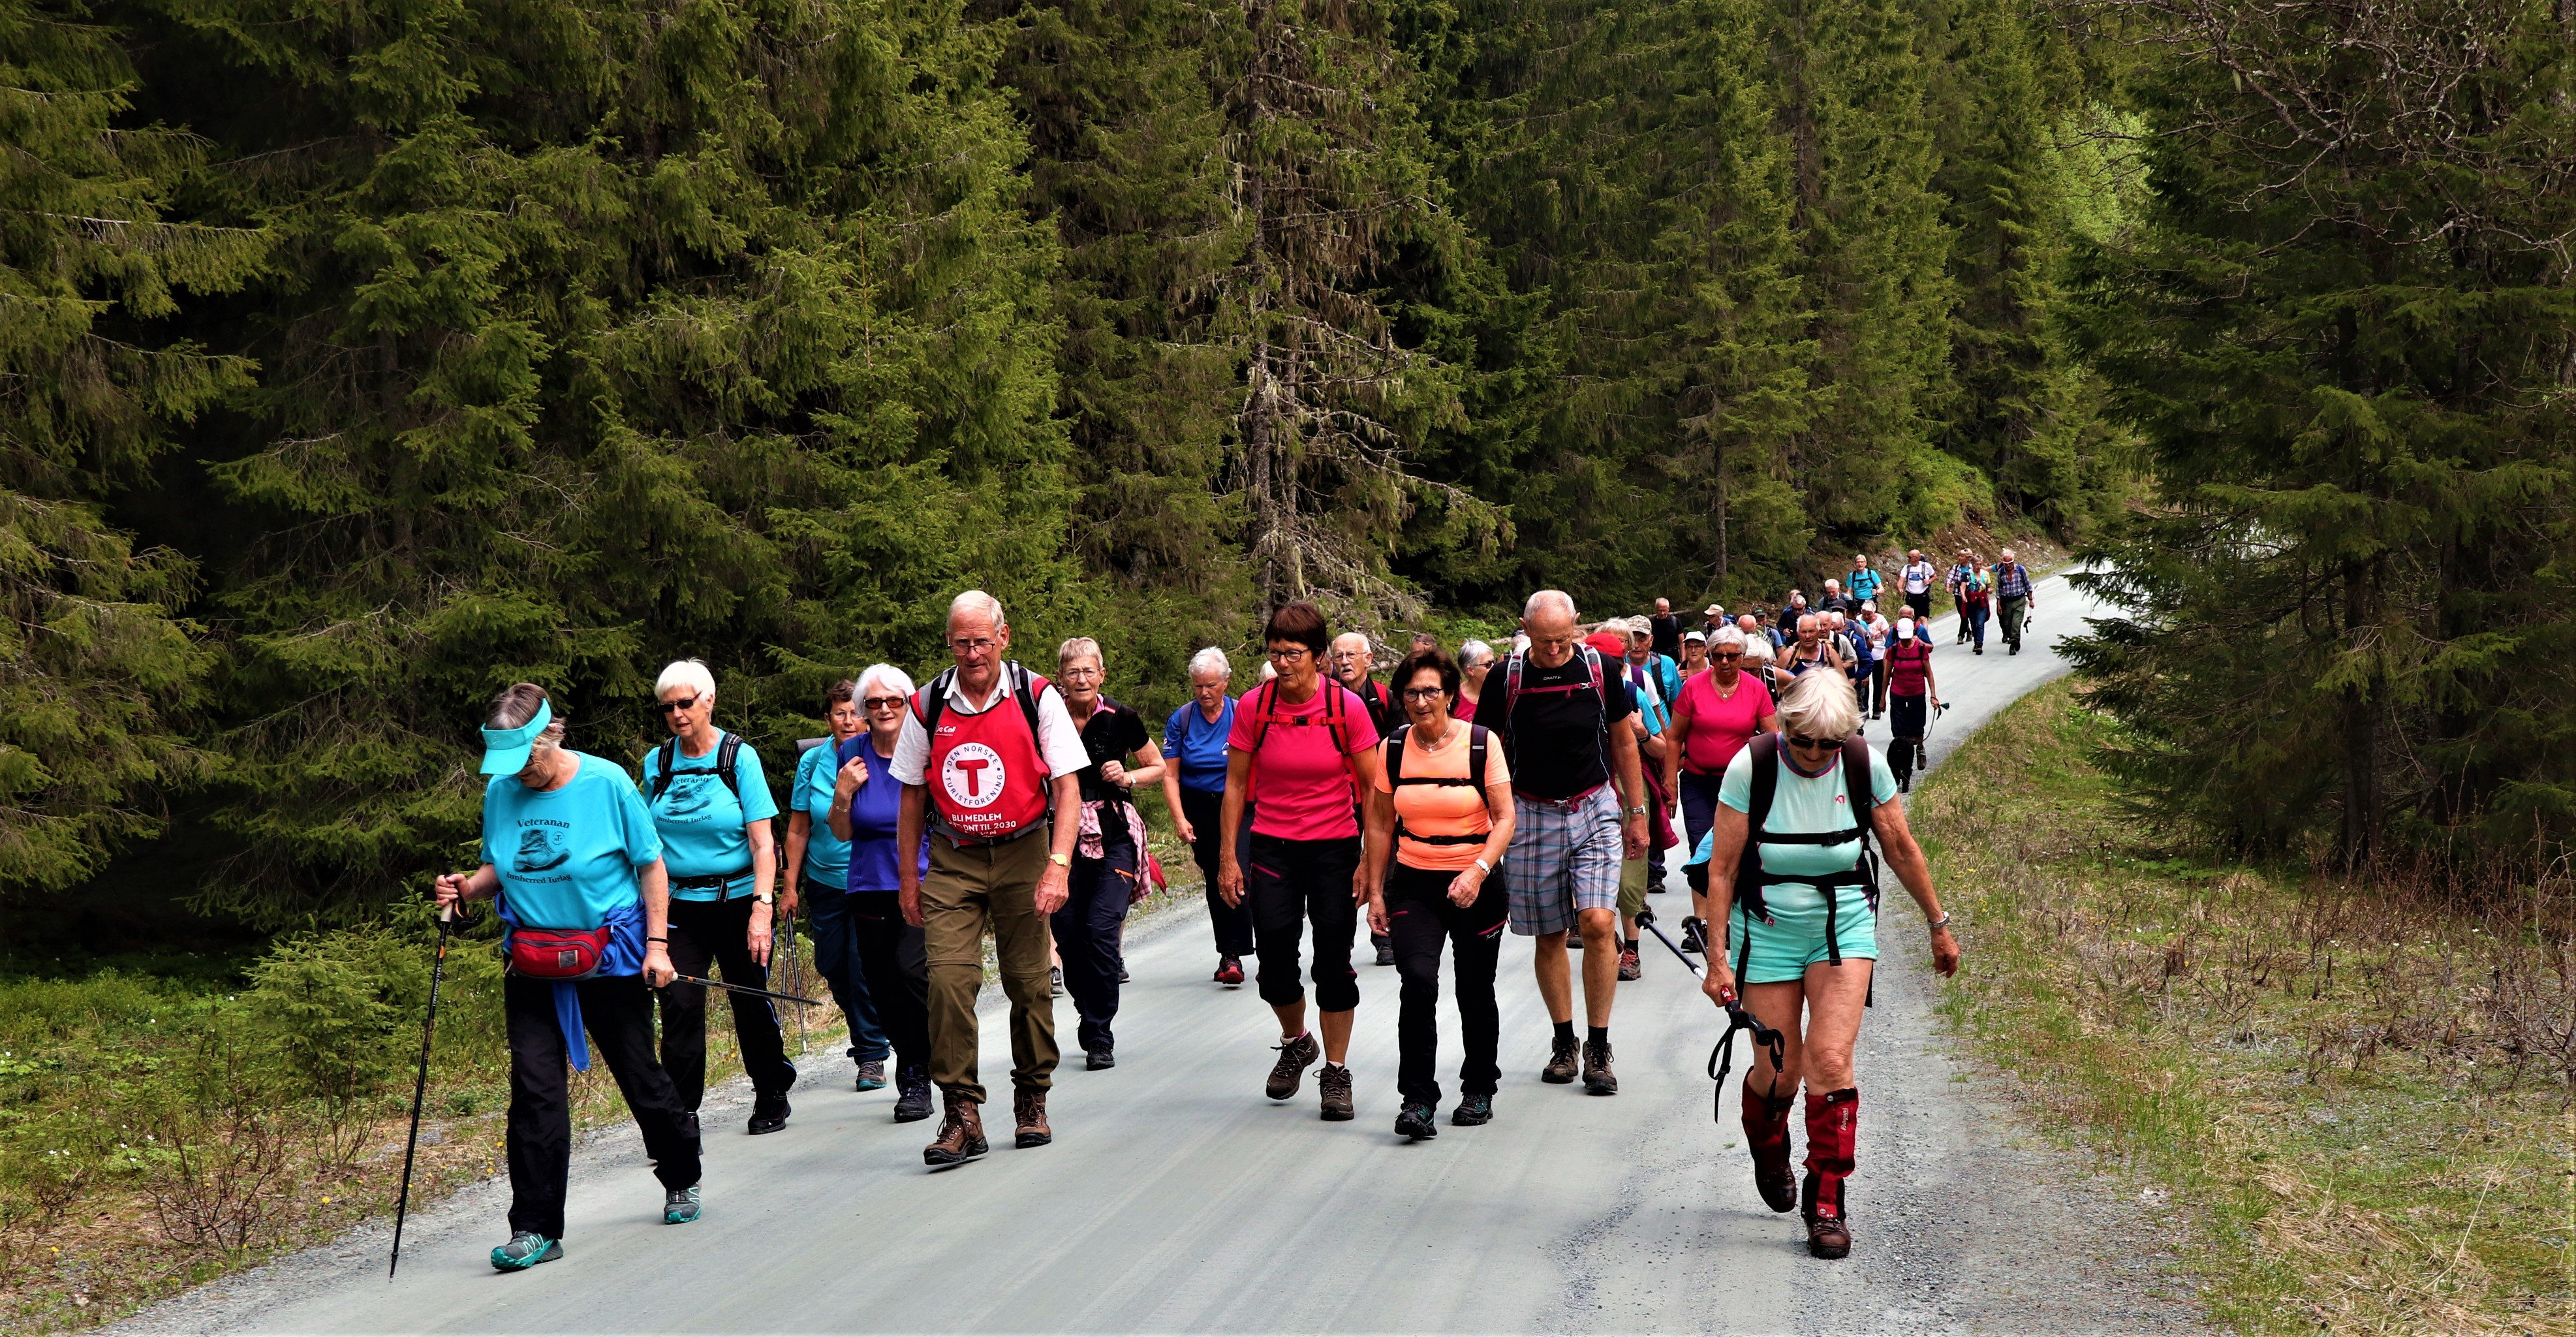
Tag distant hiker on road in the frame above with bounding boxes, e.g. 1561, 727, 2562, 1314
1946, 550, 1982, 646
1679, 627, 1711, 679
1884, 618, 1940, 793
1489, 591, 1648, 1095
437, 684, 702, 1269
1689, 670, 1959, 1261
1993, 548, 2036, 655
788, 681, 888, 1093
1053, 637, 1165, 1071
1162, 648, 1250, 986
1956, 555, 1993, 654
1898, 550, 1937, 625
1362, 645, 1514, 1139
894, 591, 1089, 1163
643, 659, 796, 1137
1855, 603, 1892, 721
825, 665, 936, 1124
1218, 601, 1385, 1122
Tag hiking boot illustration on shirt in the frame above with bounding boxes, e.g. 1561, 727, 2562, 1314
660, 779, 714, 819
513, 828, 570, 873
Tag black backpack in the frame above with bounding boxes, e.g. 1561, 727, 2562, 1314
1381, 723, 1493, 849
649, 731, 746, 804
1730, 732, 1881, 969
913, 663, 1045, 740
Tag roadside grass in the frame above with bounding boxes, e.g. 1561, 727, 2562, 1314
1914, 681, 2576, 1336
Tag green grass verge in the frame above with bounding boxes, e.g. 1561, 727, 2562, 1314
1914, 681, 2575, 1336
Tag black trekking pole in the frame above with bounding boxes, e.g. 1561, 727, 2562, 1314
1635, 908, 1786, 1121
778, 913, 809, 1060
390, 902, 456, 1280
668, 973, 828, 1008
1633, 906, 1699, 967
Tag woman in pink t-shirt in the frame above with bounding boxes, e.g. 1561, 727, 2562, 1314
1217, 601, 1384, 1121
1662, 626, 1780, 950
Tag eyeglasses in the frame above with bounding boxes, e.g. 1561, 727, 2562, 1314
1400, 686, 1447, 701
1267, 646, 1312, 662
949, 637, 997, 654
1713, 651, 1741, 660
861, 695, 905, 710
655, 695, 700, 716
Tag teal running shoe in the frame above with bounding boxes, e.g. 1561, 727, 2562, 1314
490, 1231, 561, 1270
664, 1184, 702, 1225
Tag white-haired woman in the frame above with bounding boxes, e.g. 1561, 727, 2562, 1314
1686, 671, 1957, 1261
788, 680, 892, 1092
436, 684, 703, 1264
1054, 637, 1166, 1069
826, 663, 935, 1122
643, 658, 795, 1135
1454, 639, 1496, 721
1664, 625, 1780, 954
1164, 646, 1250, 984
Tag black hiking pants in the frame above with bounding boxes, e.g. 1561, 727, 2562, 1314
1386, 863, 1506, 1107
660, 893, 796, 1111
843, 889, 932, 1077
505, 972, 699, 1239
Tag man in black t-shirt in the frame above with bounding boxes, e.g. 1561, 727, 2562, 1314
1490, 590, 1649, 1097
1648, 598, 1683, 663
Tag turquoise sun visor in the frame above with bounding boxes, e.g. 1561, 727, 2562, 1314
479, 698, 554, 775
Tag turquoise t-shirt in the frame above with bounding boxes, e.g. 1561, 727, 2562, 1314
480, 752, 662, 930
640, 734, 781, 900
1715, 740, 1899, 904
792, 740, 852, 889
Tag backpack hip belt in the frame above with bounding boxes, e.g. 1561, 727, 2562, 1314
670, 869, 756, 897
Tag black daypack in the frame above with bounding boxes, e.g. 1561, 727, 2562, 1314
914, 662, 1046, 740
1381, 723, 1492, 848
1731, 732, 1881, 968
649, 731, 746, 805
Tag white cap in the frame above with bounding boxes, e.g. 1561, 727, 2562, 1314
1895, 617, 1916, 640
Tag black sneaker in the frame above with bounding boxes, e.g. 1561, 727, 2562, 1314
1394, 1101, 1438, 1139
1581, 1039, 1618, 1095
748, 1094, 791, 1135
1541, 1033, 1580, 1084
1118, 964, 1130, 983
892, 1066, 933, 1123
1051, 966, 1064, 997
1086, 1049, 1115, 1071
1318, 1063, 1355, 1122
1265, 1032, 1321, 1100
1680, 917, 1708, 956
1373, 935, 1395, 967
1451, 1093, 1495, 1126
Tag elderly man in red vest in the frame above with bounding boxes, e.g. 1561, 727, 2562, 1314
894, 590, 1089, 1164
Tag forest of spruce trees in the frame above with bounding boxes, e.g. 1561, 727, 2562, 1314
5, 0, 2573, 922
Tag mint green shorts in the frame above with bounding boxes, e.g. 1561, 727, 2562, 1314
1729, 885, 1877, 984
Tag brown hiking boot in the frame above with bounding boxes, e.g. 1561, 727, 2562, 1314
1581, 1038, 1618, 1095
1012, 1088, 1051, 1148
1265, 1031, 1320, 1100
1317, 1063, 1354, 1122
922, 1095, 987, 1167
1541, 1033, 1580, 1084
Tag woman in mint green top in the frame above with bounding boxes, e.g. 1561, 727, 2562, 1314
644, 658, 797, 1133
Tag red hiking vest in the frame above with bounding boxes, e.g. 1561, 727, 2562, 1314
913, 664, 1054, 841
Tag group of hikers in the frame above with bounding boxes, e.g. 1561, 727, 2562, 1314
435, 552, 2030, 1272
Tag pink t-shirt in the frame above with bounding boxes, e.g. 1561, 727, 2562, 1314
1671, 669, 1769, 775
1228, 681, 1381, 840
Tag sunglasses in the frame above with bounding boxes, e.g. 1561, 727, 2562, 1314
862, 695, 905, 710
655, 695, 701, 716
1786, 733, 1840, 750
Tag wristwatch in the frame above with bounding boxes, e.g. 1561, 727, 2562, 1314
1473, 857, 1493, 875
1624, 804, 1648, 817
755, 892, 775, 905
1048, 852, 1072, 868
1929, 912, 1951, 931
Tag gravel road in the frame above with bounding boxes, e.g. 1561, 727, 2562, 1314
112, 573, 2206, 1335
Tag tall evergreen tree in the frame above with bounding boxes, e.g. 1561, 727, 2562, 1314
0, 0, 255, 894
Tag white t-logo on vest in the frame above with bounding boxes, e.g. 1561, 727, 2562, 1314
942, 742, 1006, 808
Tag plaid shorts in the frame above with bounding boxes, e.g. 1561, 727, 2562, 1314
1506, 785, 1624, 936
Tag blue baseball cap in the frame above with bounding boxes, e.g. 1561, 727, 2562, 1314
479, 697, 553, 775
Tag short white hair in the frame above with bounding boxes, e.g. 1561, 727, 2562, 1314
1057, 636, 1102, 670
1776, 670, 1861, 741
1459, 638, 1495, 667
948, 589, 1006, 631
1188, 646, 1230, 680
857, 663, 916, 701
655, 658, 716, 700
1712, 626, 1746, 652
1524, 589, 1577, 622
1742, 639, 1776, 667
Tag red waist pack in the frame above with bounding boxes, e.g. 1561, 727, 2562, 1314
507, 925, 610, 980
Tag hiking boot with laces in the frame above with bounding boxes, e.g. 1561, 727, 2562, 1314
1265, 1031, 1321, 1100
747, 1093, 790, 1135
855, 1060, 887, 1092
1012, 1088, 1051, 1148
1451, 1093, 1494, 1126
490, 1230, 561, 1270
1393, 1101, 1438, 1140
1086, 1048, 1115, 1071
663, 1184, 703, 1225
1680, 917, 1708, 956
1215, 956, 1244, 986
1617, 943, 1641, 981
923, 1095, 987, 1166
1541, 1034, 1581, 1084
1318, 1063, 1355, 1122
892, 1066, 933, 1123
1581, 1039, 1618, 1095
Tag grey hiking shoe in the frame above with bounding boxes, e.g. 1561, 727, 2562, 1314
1318, 1063, 1354, 1122
856, 1060, 887, 1092
664, 1184, 702, 1224
1265, 1032, 1320, 1100
490, 1231, 561, 1270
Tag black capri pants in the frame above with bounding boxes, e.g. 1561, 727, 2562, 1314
1246, 832, 1363, 1012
